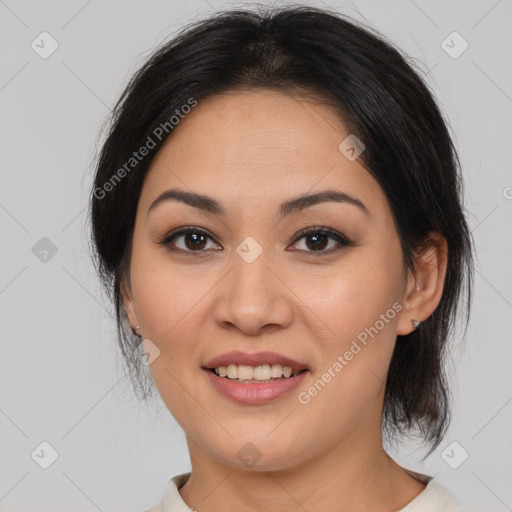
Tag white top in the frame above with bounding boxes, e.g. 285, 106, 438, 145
146, 471, 464, 512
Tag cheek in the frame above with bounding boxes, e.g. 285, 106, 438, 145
297, 247, 404, 415
294, 267, 401, 440
297, 250, 403, 342
130, 246, 208, 342
130, 255, 207, 428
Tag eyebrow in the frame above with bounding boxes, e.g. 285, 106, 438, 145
147, 188, 369, 218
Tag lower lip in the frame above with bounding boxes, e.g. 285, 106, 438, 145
203, 368, 309, 405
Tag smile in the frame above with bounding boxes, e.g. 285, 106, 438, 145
212, 363, 305, 381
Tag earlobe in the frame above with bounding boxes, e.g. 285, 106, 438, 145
411, 319, 421, 329
121, 279, 140, 335
396, 233, 448, 336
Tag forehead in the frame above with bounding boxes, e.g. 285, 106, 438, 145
138, 89, 387, 216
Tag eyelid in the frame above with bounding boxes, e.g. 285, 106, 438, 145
292, 224, 348, 243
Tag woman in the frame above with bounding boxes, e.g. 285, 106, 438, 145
89, 5, 473, 511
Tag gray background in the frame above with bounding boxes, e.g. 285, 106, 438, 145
1, 0, 511, 510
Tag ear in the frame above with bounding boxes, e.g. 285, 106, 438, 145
396, 232, 448, 336
121, 277, 140, 335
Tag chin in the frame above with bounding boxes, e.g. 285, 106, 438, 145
205, 433, 309, 472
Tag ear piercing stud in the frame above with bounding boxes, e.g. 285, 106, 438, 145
411, 319, 421, 329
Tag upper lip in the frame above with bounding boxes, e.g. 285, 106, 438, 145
203, 351, 309, 373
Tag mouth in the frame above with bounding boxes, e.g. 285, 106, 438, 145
201, 352, 310, 404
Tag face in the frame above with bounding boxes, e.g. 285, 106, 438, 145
123, 89, 418, 471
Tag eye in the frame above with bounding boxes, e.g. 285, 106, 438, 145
159, 227, 221, 252
289, 225, 351, 253
159, 225, 351, 255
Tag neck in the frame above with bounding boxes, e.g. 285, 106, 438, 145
179, 426, 425, 512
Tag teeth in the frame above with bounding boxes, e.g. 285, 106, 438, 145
238, 365, 254, 380
214, 363, 300, 380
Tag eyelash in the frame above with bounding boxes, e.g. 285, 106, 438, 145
158, 224, 352, 256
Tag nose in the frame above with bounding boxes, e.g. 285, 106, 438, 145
214, 248, 294, 336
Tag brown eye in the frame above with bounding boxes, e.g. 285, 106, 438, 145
181, 231, 208, 250
290, 226, 350, 253
302, 232, 330, 251
161, 227, 221, 252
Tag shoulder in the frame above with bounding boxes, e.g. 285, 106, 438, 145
398, 478, 464, 512
144, 472, 193, 512
145, 506, 163, 512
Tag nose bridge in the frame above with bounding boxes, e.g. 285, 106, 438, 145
215, 239, 292, 333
